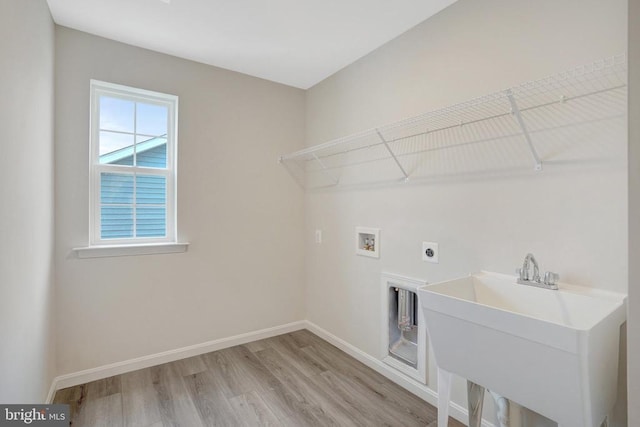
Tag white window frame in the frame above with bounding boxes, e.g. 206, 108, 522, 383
89, 80, 178, 246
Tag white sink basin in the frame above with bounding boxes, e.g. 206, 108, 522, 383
418, 271, 626, 427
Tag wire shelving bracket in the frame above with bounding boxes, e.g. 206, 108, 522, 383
506, 89, 543, 171
375, 128, 410, 181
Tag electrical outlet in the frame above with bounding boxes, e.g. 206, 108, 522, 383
315, 229, 322, 244
422, 241, 439, 263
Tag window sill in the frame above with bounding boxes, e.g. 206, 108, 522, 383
73, 242, 189, 259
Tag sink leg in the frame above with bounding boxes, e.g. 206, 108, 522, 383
489, 390, 510, 427
437, 368, 452, 427
467, 381, 485, 427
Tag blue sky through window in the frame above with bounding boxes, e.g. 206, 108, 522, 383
99, 96, 168, 157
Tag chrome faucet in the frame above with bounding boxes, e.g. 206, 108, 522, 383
517, 253, 559, 290
520, 253, 540, 282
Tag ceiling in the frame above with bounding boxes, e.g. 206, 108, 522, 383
46, 0, 458, 89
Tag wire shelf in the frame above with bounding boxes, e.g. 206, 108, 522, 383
279, 54, 627, 189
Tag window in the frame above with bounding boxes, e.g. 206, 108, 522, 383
90, 80, 178, 246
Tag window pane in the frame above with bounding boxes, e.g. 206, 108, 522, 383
135, 135, 167, 168
136, 207, 166, 237
101, 206, 133, 239
136, 102, 168, 136
99, 131, 134, 165
101, 173, 134, 204
136, 175, 166, 205
91, 81, 176, 244
99, 96, 134, 133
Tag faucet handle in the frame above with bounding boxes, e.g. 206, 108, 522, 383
544, 271, 559, 286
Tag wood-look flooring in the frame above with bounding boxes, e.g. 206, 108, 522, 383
53, 330, 464, 427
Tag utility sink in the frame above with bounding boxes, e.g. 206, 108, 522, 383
418, 271, 626, 427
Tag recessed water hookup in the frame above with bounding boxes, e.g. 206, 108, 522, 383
356, 227, 379, 258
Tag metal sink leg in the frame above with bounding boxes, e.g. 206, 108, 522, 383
467, 381, 485, 427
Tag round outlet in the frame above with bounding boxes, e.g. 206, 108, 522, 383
422, 241, 439, 263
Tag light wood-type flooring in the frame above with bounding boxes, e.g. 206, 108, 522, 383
53, 330, 464, 426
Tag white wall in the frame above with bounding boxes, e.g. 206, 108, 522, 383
54, 28, 306, 375
304, 0, 628, 424
628, 0, 640, 423
0, 0, 56, 403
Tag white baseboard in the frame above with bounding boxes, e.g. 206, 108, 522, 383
46, 318, 493, 427
45, 378, 58, 404
47, 320, 306, 401
304, 320, 494, 427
